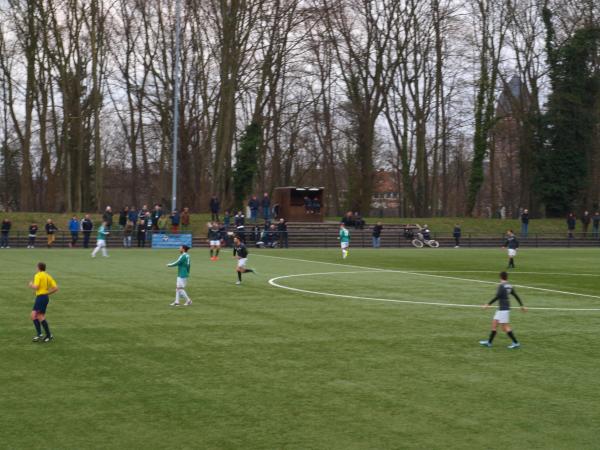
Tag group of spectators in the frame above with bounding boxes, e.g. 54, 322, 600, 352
565, 211, 600, 239
341, 211, 366, 230
210, 193, 275, 224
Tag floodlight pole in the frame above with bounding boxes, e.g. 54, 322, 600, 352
171, 0, 182, 211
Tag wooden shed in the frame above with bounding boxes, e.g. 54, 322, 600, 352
273, 187, 324, 222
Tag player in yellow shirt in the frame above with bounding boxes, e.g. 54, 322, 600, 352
28, 262, 59, 342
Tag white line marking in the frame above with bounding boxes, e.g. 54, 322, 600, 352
256, 254, 600, 300
268, 271, 600, 312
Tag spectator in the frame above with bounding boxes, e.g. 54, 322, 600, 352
236, 224, 246, 243
372, 221, 383, 248
453, 223, 462, 248
353, 212, 365, 229
170, 210, 180, 233
138, 204, 148, 222
68, 215, 80, 247
341, 211, 354, 228
45, 219, 58, 248
137, 217, 147, 247
262, 193, 271, 221
312, 197, 321, 214
210, 195, 220, 221
128, 206, 138, 225
304, 196, 312, 214
118, 207, 129, 230
234, 210, 245, 227
223, 210, 231, 229
123, 220, 133, 248
28, 223, 38, 248
567, 213, 576, 239
102, 206, 113, 230
81, 214, 93, 248
1, 218, 11, 248
252, 224, 261, 244
520, 209, 529, 238
158, 214, 168, 232
421, 224, 431, 241
145, 211, 153, 235
248, 196, 259, 222
277, 218, 288, 248
593, 211, 600, 239
151, 204, 163, 231
181, 207, 190, 231
219, 222, 229, 247
581, 211, 591, 238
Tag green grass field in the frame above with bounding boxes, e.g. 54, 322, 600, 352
1, 247, 599, 449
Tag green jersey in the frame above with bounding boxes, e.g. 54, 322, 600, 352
339, 228, 350, 243
97, 225, 108, 240
168, 252, 191, 278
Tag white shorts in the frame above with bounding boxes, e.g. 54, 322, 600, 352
209, 240, 220, 247
493, 310, 510, 324
237, 258, 248, 268
341, 242, 349, 249
176, 277, 188, 288
508, 249, 517, 257
95, 239, 106, 248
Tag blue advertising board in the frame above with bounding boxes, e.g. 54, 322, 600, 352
151, 233, 193, 249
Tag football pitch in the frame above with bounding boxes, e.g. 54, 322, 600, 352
1, 247, 600, 449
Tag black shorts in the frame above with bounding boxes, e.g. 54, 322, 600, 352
33, 295, 50, 314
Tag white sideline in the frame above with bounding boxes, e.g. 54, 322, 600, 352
256, 254, 600, 311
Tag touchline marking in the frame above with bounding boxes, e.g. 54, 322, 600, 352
256, 254, 600, 300
268, 271, 600, 312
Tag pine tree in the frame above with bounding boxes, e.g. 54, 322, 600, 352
232, 122, 261, 211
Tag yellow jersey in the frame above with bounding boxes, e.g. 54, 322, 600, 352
33, 272, 57, 296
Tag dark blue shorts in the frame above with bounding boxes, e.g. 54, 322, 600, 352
33, 295, 50, 313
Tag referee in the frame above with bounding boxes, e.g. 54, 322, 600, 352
29, 262, 59, 342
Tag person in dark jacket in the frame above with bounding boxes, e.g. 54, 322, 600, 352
223, 210, 231, 229
581, 211, 591, 237
118, 207, 129, 230
102, 206, 113, 230
453, 224, 462, 248
520, 209, 529, 238
567, 213, 576, 239
372, 222, 383, 248
1, 218, 11, 248
81, 215, 93, 248
151, 204, 163, 231
209, 195, 220, 222
277, 218, 288, 248
341, 211, 354, 228
234, 211, 245, 227
28, 223, 39, 248
137, 218, 147, 247
45, 219, 58, 248
170, 210, 180, 233
503, 230, 519, 269
592, 211, 600, 239
248, 196, 259, 222
128, 206, 138, 225
262, 193, 271, 221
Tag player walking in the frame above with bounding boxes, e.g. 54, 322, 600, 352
503, 230, 519, 269
233, 235, 255, 285
91, 221, 110, 258
168, 245, 192, 306
339, 223, 350, 259
29, 262, 59, 342
207, 222, 221, 261
479, 271, 527, 349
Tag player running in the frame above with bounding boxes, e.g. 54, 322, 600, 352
479, 271, 527, 349
207, 222, 221, 261
339, 223, 350, 259
168, 245, 192, 306
503, 230, 519, 269
91, 221, 110, 258
29, 262, 59, 342
233, 235, 255, 285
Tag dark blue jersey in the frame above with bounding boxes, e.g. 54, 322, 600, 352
233, 243, 248, 258
208, 228, 220, 240
489, 283, 523, 311
504, 236, 519, 249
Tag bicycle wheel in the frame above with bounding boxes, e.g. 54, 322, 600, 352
429, 240, 440, 248
411, 239, 424, 248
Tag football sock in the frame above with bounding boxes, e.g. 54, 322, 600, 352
180, 290, 190, 301
488, 330, 497, 343
210, 249, 214, 257
175, 290, 181, 303
216, 249, 220, 256
41, 320, 51, 336
245, 269, 254, 273
237, 272, 242, 281
509, 258, 515, 268
507, 331, 518, 343
33, 319, 42, 335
